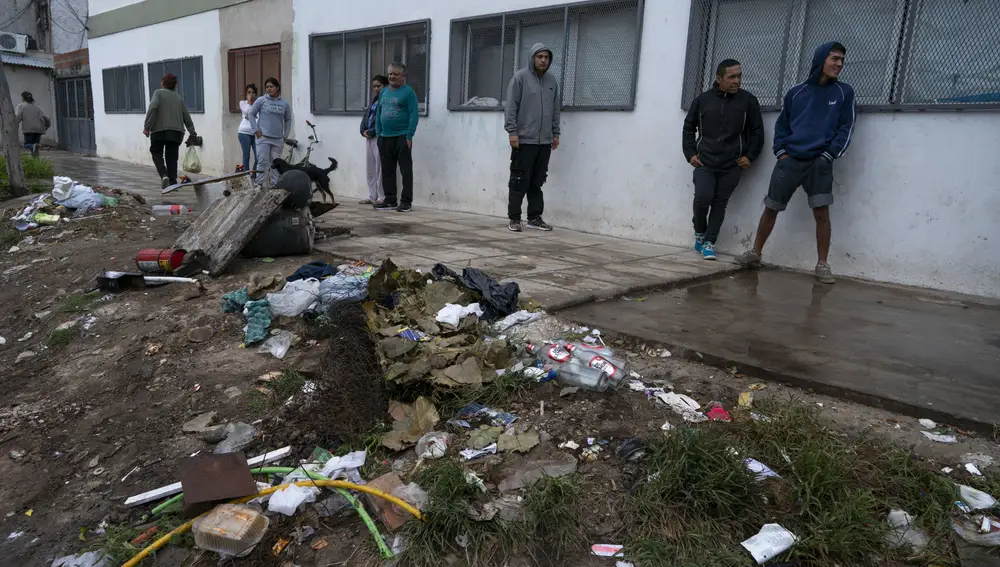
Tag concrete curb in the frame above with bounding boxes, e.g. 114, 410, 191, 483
541, 264, 744, 312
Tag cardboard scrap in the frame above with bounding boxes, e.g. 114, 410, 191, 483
497, 428, 540, 454
382, 397, 440, 450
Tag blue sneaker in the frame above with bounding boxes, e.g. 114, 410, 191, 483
702, 241, 717, 261
694, 233, 705, 253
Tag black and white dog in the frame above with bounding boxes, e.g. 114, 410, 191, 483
272, 157, 338, 203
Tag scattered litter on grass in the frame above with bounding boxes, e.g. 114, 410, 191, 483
591, 543, 624, 557
961, 453, 994, 469
416, 432, 451, 460
745, 458, 780, 482
965, 463, 984, 476
559, 440, 580, 450
741, 523, 797, 564
460, 444, 497, 460
436, 303, 484, 327
656, 392, 707, 423
738, 391, 754, 409
918, 418, 937, 429
958, 484, 997, 510
449, 403, 518, 429
705, 403, 732, 422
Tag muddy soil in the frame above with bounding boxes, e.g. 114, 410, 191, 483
0, 199, 996, 567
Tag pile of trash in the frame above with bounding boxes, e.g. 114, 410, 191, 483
11, 176, 119, 231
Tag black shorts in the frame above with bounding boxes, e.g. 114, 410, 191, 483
764, 156, 834, 211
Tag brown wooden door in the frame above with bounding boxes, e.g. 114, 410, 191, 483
228, 44, 281, 112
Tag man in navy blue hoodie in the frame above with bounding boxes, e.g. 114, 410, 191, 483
735, 42, 856, 284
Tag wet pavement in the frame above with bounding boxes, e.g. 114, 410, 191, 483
38, 151, 739, 309
562, 270, 1000, 428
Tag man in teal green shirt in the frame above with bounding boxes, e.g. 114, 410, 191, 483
375, 62, 420, 212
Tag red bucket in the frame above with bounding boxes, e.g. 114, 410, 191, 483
135, 248, 186, 274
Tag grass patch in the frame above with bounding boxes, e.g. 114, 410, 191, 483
95, 513, 191, 565
56, 292, 101, 314
523, 474, 587, 564
243, 370, 307, 416
0, 155, 54, 201
0, 228, 20, 247
46, 327, 77, 350
619, 399, 974, 566
400, 459, 522, 567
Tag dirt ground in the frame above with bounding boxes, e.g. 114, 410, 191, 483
0, 197, 997, 567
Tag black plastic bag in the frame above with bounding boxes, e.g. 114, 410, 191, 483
431, 264, 519, 321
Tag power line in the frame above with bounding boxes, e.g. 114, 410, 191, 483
0, 1, 37, 30
57, 0, 86, 29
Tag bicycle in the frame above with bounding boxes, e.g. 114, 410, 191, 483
284, 120, 320, 166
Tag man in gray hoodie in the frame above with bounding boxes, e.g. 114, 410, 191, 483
504, 43, 561, 232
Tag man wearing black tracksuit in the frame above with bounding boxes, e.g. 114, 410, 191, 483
682, 59, 764, 260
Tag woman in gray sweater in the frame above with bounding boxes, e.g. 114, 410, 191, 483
15, 92, 50, 158
143, 73, 198, 188
248, 77, 292, 187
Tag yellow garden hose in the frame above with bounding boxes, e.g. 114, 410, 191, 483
121, 479, 423, 567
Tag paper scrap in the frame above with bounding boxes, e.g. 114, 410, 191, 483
559, 441, 580, 450
966, 463, 984, 477
921, 431, 957, 444
745, 458, 780, 482
741, 524, 797, 564
942, 467, 953, 474
460, 444, 498, 460
660, 421, 673, 432
918, 418, 937, 429
591, 543, 624, 557
656, 392, 708, 423
738, 392, 754, 409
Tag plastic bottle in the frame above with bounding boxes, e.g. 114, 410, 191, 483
555, 358, 611, 392
152, 204, 194, 216
563, 342, 628, 386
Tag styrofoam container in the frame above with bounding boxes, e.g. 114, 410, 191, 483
192, 504, 269, 557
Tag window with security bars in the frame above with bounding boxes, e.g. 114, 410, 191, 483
310, 20, 430, 115
228, 44, 281, 113
682, 0, 1000, 111
447, 0, 644, 110
101, 64, 145, 113
147, 57, 205, 113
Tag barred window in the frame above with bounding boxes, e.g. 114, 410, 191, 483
147, 57, 205, 113
310, 20, 430, 115
447, 0, 644, 111
101, 64, 145, 114
682, 0, 1000, 111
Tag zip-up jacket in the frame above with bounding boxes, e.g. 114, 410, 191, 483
682, 87, 764, 169
774, 41, 857, 161
360, 96, 378, 137
504, 42, 561, 145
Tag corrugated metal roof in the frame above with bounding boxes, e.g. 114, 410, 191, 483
0, 52, 55, 69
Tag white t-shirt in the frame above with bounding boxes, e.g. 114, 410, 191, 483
238, 100, 255, 135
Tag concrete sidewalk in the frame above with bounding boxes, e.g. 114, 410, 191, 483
562, 270, 1000, 429
312, 202, 739, 310
41, 151, 738, 309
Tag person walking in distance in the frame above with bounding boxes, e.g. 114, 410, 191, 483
375, 63, 419, 212
143, 74, 197, 189
15, 91, 50, 158
504, 43, 560, 232
735, 42, 855, 284
237, 83, 259, 174
248, 77, 292, 188
683, 59, 764, 260
360, 75, 388, 206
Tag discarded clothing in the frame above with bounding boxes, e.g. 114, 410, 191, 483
287, 261, 337, 282
432, 264, 519, 321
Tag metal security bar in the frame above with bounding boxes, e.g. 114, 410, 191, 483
448, 0, 644, 111
310, 20, 431, 116
682, 0, 1000, 112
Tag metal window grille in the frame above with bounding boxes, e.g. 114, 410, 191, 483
682, 0, 1000, 112
310, 20, 431, 116
447, 0, 644, 111
147, 56, 205, 113
101, 63, 145, 113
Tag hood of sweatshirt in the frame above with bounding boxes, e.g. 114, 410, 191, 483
528, 42, 553, 74
808, 41, 843, 85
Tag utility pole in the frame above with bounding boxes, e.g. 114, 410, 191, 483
0, 56, 28, 197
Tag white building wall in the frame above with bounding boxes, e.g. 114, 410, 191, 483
89, 10, 226, 174
292, 0, 1000, 298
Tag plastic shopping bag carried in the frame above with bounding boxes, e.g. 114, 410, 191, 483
182, 146, 202, 174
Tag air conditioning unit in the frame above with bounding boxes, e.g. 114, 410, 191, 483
0, 33, 28, 55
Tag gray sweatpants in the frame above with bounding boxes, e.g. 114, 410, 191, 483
256, 137, 283, 187
366, 137, 384, 202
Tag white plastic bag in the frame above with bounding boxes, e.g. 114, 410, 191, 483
268, 483, 320, 516
392, 482, 429, 513
257, 330, 294, 359
182, 146, 202, 174
436, 303, 484, 327
958, 484, 998, 511
416, 432, 451, 460
51, 176, 76, 200
267, 278, 320, 317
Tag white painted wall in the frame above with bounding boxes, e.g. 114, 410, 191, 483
2, 65, 58, 146
291, 0, 1000, 298
90, 10, 225, 175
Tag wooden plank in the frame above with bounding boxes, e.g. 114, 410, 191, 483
162, 171, 252, 194
174, 187, 289, 276
123, 446, 292, 506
